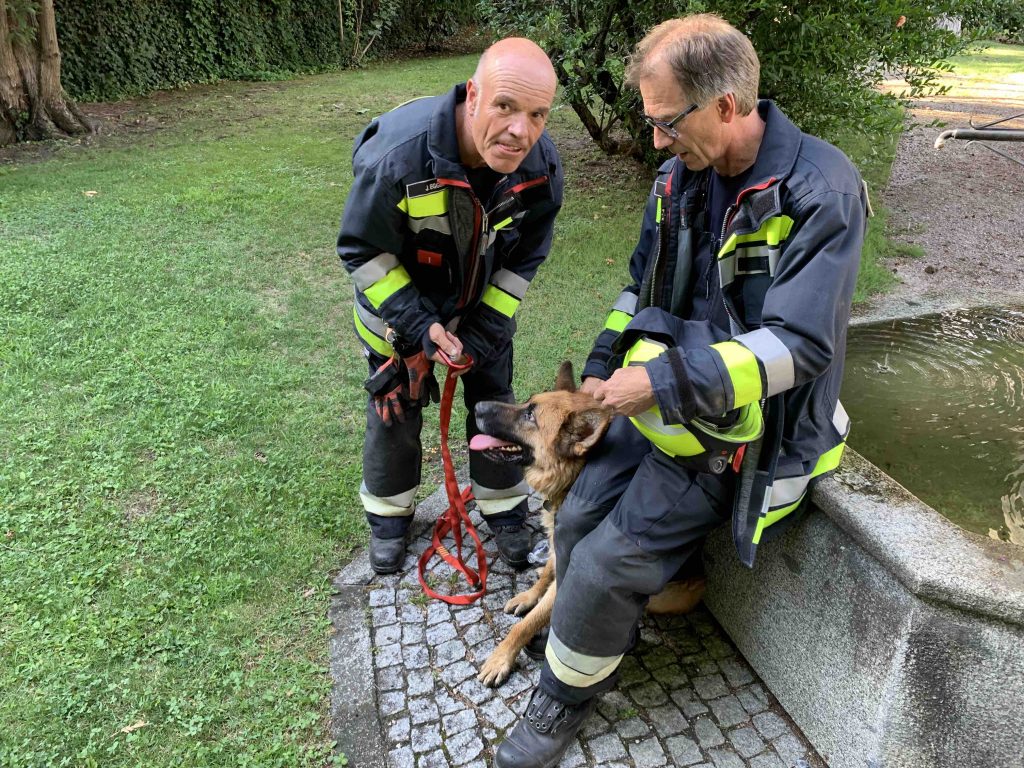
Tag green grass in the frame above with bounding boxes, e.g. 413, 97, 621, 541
948, 40, 1024, 80
1, 53, 902, 765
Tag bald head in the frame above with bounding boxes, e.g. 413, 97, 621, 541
460, 37, 558, 173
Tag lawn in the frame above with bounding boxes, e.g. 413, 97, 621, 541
1, 52, 902, 765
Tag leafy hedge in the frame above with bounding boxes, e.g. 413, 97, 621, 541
55, 0, 479, 102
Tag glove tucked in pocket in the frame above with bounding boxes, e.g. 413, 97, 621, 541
363, 355, 407, 427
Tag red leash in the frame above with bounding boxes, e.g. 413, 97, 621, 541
417, 352, 488, 605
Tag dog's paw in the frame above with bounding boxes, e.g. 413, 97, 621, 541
504, 591, 538, 616
477, 652, 515, 687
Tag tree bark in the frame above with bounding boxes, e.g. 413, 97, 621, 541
0, 0, 92, 146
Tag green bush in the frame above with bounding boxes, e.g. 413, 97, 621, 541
480, 0, 984, 163
54, 0, 481, 102
963, 0, 1024, 44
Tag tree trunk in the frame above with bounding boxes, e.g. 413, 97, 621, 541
0, 0, 92, 146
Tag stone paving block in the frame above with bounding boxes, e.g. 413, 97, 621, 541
664, 734, 703, 766
447, 729, 484, 765
376, 643, 404, 669
380, 690, 407, 718
588, 732, 628, 762
702, 635, 736, 660
411, 723, 442, 754
651, 662, 688, 687
419, 749, 449, 768
707, 748, 746, 768
407, 668, 435, 697
387, 717, 411, 743
728, 726, 765, 758
693, 673, 729, 701
370, 588, 395, 607
613, 715, 650, 740
456, 676, 494, 705
671, 686, 710, 717
378, 665, 405, 692
709, 695, 749, 728
629, 736, 668, 768
435, 639, 468, 666
479, 697, 516, 730
427, 602, 450, 626
647, 703, 688, 737
462, 622, 490, 647
426, 622, 459, 646
388, 745, 415, 768
749, 752, 786, 768
455, 606, 485, 626
693, 715, 726, 748
435, 688, 463, 715
403, 623, 425, 644
752, 712, 790, 741
376, 624, 402, 647
469, 638, 496, 662
400, 603, 424, 624
771, 734, 808, 767
618, 655, 652, 687
596, 690, 631, 720
374, 605, 399, 626
669, 633, 704, 655
629, 681, 669, 708
501, 670, 534, 698
718, 658, 755, 688
404, 644, 429, 669
561, 739, 586, 768
409, 696, 440, 726
737, 684, 769, 715
580, 712, 612, 739
443, 708, 477, 736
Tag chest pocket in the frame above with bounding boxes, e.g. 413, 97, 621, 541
717, 213, 793, 327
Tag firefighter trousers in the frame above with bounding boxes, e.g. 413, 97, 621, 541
360, 339, 530, 539
539, 416, 734, 704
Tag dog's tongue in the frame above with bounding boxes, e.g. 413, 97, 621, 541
469, 434, 515, 451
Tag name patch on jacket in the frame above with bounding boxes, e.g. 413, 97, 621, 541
407, 179, 443, 198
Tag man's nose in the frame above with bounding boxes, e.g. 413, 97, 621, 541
653, 128, 673, 151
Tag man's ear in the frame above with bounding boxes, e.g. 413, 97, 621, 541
717, 93, 736, 123
555, 361, 576, 393
558, 407, 613, 457
466, 78, 478, 118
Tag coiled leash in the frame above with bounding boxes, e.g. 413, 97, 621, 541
417, 351, 489, 605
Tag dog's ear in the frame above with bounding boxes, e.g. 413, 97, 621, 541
558, 406, 613, 457
555, 361, 576, 393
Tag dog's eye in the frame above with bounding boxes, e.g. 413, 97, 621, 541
523, 404, 537, 424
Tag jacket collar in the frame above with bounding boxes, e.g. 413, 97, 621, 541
740, 100, 803, 193
426, 84, 472, 179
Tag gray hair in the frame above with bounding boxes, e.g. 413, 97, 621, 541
625, 14, 760, 116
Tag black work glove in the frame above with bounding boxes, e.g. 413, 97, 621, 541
363, 356, 406, 427
402, 351, 440, 406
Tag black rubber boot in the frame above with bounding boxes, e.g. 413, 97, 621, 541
369, 533, 407, 575
494, 688, 595, 768
491, 524, 531, 570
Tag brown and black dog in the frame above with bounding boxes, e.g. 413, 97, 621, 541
470, 361, 705, 687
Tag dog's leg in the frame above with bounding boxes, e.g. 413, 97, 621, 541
646, 577, 706, 615
478, 581, 557, 687
503, 553, 555, 616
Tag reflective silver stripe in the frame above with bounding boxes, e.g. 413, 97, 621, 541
768, 245, 782, 276
719, 254, 736, 287
768, 474, 811, 509
612, 291, 638, 315
359, 481, 417, 516
545, 630, 623, 688
354, 299, 388, 337
471, 479, 530, 514
734, 328, 795, 396
490, 269, 530, 299
351, 252, 400, 291
407, 215, 451, 235
833, 399, 850, 438
735, 244, 771, 275
486, 230, 498, 248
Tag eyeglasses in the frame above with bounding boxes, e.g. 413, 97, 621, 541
640, 102, 700, 139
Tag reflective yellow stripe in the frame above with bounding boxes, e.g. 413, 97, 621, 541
711, 341, 762, 408
363, 265, 412, 308
482, 285, 519, 318
720, 215, 794, 258
396, 189, 448, 218
604, 310, 632, 333
752, 441, 847, 543
353, 306, 393, 357
493, 217, 514, 230
656, 196, 663, 224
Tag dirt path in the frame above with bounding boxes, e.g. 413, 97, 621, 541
855, 73, 1024, 322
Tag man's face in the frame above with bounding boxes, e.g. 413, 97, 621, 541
464, 61, 556, 174
639, 61, 724, 172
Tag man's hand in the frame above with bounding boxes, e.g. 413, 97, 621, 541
579, 377, 602, 396
592, 366, 656, 416
426, 322, 468, 371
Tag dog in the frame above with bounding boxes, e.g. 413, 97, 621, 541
470, 361, 706, 687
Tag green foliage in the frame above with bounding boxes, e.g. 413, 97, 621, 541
480, 0, 982, 165
53, 0, 481, 102
962, 0, 1024, 44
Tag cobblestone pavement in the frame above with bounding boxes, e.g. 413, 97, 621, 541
332, 490, 826, 768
